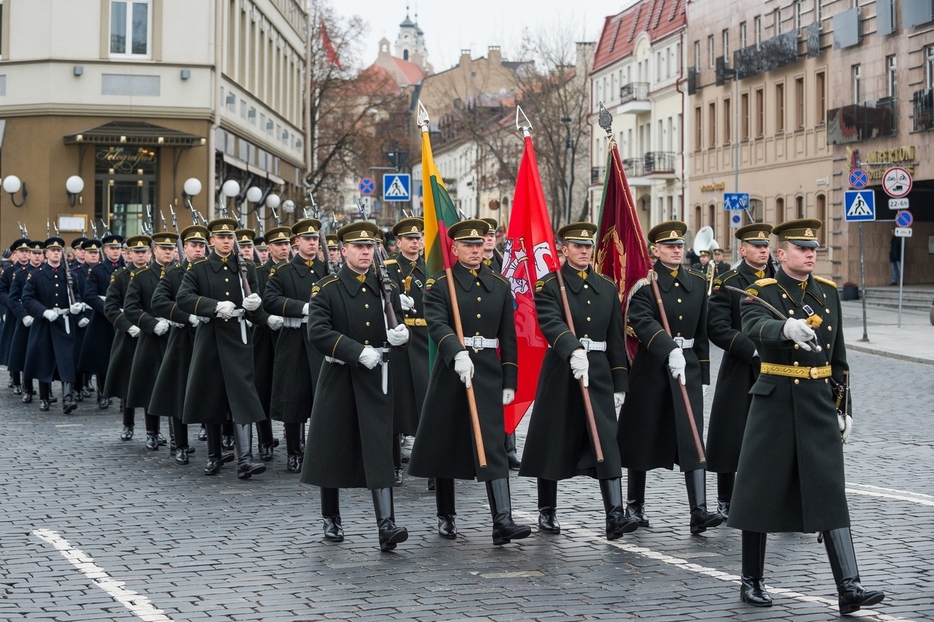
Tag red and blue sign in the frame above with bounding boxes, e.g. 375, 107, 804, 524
895, 210, 913, 228
358, 177, 376, 196
848, 169, 868, 189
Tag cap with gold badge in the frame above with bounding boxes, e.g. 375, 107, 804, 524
235, 228, 255, 245
125, 235, 153, 250
481, 218, 498, 235
647, 220, 687, 245
392, 217, 424, 238
772, 218, 821, 248
44, 237, 66, 250
557, 222, 597, 246
338, 220, 380, 244
81, 239, 102, 251
27, 240, 46, 252
448, 219, 489, 243
180, 225, 209, 244
253, 236, 267, 250
207, 218, 238, 234
101, 234, 124, 248
292, 219, 321, 238
735, 223, 773, 246
265, 226, 292, 244
70, 237, 88, 250
9, 238, 30, 252
326, 234, 340, 249
152, 232, 179, 248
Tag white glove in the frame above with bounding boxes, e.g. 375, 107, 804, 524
43, 309, 58, 322
839, 414, 853, 444
188, 315, 201, 327
400, 294, 415, 312
453, 350, 474, 388
358, 345, 381, 370
569, 349, 590, 387
386, 324, 409, 346
614, 392, 626, 409
127, 325, 141, 338
22, 315, 34, 327
215, 300, 236, 319
302, 302, 309, 316
242, 293, 262, 311
153, 320, 169, 336
69, 302, 84, 315
783, 318, 815, 351
78, 317, 90, 328
267, 315, 284, 330
503, 388, 515, 405
703, 384, 709, 397
667, 347, 686, 385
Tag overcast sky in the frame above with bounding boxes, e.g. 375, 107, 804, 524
336, 1, 637, 72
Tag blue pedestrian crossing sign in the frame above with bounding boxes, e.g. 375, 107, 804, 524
844, 190, 875, 222
383, 173, 411, 202
723, 192, 749, 211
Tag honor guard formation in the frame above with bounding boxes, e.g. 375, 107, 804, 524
0, 215, 884, 616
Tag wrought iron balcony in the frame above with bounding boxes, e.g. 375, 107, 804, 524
644, 151, 676, 174
620, 82, 650, 105
590, 167, 605, 184
913, 88, 934, 132
622, 158, 645, 177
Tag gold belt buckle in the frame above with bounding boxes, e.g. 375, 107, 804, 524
809, 367, 819, 379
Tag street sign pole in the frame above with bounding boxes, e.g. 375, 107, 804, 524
858, 222, 868, 342
898, 235, 905, 328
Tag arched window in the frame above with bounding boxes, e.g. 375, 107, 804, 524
775, 197, 785, 225
796, 195, 804, 219
816, 194, 826, 246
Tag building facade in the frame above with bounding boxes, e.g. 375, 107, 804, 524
0, 0, 306, 242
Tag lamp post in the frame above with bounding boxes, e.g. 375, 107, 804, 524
561, 116, 574, 226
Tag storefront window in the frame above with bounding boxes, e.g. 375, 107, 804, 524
94, 146, 157, 237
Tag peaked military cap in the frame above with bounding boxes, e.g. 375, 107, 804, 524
235, 228, 255, 244
125, 235, 153, 250
325, 234, 340, 249
27, 240, 46, 251
557, 222, 597, 246
735, 223, 773, 246
253, 236, 267, 250
448, 219, 489, 242
338, 220, 380, 244
152, 232, 179, 247
392, 217, 424, 237
292, 219, 321, 237
207, 218, 238, 234
265, 226, 292, 244
81, 239, 102, 251
9, 238, 30, 252
647, 220, 687, 245
773, 218, 821, 248
44, 237, 66, 250
481, 217, 498, 233
101, 234, 124, 247
70, 237, 87, 249
180, 225, 209, 243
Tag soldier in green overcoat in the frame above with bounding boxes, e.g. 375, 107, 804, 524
408, 219, 531, 546
729, 219, 884, 615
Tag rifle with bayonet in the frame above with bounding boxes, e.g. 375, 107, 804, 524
169, 206, 183, 266
90, 220, 98, 240
46, 220, 51, 239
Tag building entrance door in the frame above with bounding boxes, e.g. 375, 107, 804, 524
94, 146, 157, 238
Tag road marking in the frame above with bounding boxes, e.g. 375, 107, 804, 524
847, 484, 934, 507
33, 529, 173, 622
513, 512, 910, 622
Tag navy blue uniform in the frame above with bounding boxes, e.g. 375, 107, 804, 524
79, 259, 124, 375
21, 264, 76, 383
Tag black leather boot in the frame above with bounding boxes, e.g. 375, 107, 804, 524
285, 422, 302, 473
685, 469, 723, 534
600, 477, 640, 539
740, 531, 772, 607
486, 478, 531, 545
38, 382, 50, 411
625, 469, 649, 527
221, 420, 234, 450
145, 413, 160, 451
435, 477, 457, 539
372, 487, 408, 551
204, 424, 224, 475
233, 423, 265, 479
505, 432, 521, 469
823, 528, 885, 615
256, 417, 275, 461
717, 472, 734, 520
173, 418, 190, 464
392, 432, 404, 486
322, 487, 343, 542
537, 478, 560, 534
73, 374, 84, 401
198, 424, 207, 441
62, 383, 77, 414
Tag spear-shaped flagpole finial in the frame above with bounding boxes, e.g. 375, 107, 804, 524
598, 102, 613, 139
515, 105, 532, 138
416, 100, 430, 133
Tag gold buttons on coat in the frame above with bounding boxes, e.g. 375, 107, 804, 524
365, 321, 370, 326
477, 314, 481, 318
794, 379, 800, 385
365, 304, 369, 308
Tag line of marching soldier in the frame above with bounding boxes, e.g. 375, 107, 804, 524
0, 215, 884, 615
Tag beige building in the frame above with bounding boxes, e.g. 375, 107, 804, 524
0, 0, 306, 242
589, 0, 688, 235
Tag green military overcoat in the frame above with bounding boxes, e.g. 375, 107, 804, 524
386, 254, 429, 436
148, 263, 197, 420
123, 261, 171, 409
103, 266, 142, 400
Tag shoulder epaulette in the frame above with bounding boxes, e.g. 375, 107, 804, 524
814, 276, 836, 287
689, 270, 707, 280
135, 266, 151, 275
311, 274, 339, 297
535, 273, 557, 292
192, 258, 209, 266
491, 272, 508, 285
384, 259, 398, 265
755, 278, 777, 286
719, 270, 741, 284
598, 273, 617, 286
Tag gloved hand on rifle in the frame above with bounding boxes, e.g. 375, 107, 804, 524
358, 345, 381, 370
502, 388, 515, 405
266, 315, 284, 331
400, 294, 415, 312
839, 413, 853, 444
153, 320, 169, 336
454, 351, 474, 388
241, 293, 262, 312
569, 349, 589, 387
215, 300, 236, 319
386, 324, 409, 346
782, 318, 816, 351
69, 302, 84, 315
667, 347, 686, 385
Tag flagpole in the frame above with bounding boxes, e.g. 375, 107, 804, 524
419, 102, 487, 469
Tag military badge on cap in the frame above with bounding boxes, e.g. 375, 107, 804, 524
735, 223, 773, 246
647, 220, 687, 245
152, 232, 179, 247
392, 217, 424, 237
557, 222, 597, 246
338, 220, 380, 244
772, 218, 822, 248
181, 225, 209, 243
292, 219, 321, 237
448, 219, 490, 242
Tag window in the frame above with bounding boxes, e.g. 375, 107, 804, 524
724, 97, 732, 143
775, 197, 785, 225
722, 29, 730, 60
755, 16, 762, 47
816, 0, 823, 28
708, 35, 715, 68
796, 195, 805, 219
775, 7, 782, 34
852, 64, 861, 104
927, 46, 934, 89
776, 83, 785, 133
740, 22, 747, 48
755, 88, 764, 137
795, 1, 802, 30
816, 71, 826, 123
795, 77, 805, 129
709, 101, 717, 147
694, 40, 700, 69
741, 92, 750, 140
109, 0, 151, 57
816, 195, 827, 245
677, 113, 683, 151
694, 106, 702, 150
887, 55, 897, 98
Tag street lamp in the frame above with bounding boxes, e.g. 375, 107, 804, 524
182, 177, 202, 201
561, 117, 574, 225
66, 175, 84, 207
3, 175, 27, 207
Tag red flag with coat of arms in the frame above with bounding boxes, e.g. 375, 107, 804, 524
501, 134, 560, 434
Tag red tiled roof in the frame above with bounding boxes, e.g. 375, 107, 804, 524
592, 0, 686, 73
391, 56, 427, 86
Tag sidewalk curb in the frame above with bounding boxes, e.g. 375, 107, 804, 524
846, 343, 934, 366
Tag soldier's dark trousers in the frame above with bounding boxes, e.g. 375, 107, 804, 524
233, 423, 265, 479
21, 376, 35, 402
256, 417, 275, 460
144, 412, 161, 450
284, 422, 303, 472
38, 382, 51, 400
322, 487, 343, 542
823, 528, 885, 614
435, 477, 457, 539
170, 418, 190, 464
718, 472, 735, 518
123, 406, 135, 428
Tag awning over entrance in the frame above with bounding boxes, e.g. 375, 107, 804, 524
64, 121, 206, 147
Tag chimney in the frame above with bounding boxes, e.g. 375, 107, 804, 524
459, 49, 472, 67
488, 45, 502, 64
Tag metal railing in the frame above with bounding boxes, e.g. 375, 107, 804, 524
622, 158, 644, 177
620, 82, 650, 105
913, 87, 934, 132
644, 151, 676, 174
590, 167, 605, 184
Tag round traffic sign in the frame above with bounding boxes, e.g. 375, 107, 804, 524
848, 168, 868, 189
895, 210, 913, 228
730, 213, 742, 228
359, 177, 376, 196
882, 167, 912, 198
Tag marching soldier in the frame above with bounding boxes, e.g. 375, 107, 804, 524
175, 218, 268, 479
408, 219, 531, 546
71, 239, 99, 400
691, 249, 712, 273
730, 219, 884, 614
519, 223, 640, 540
325, 234, 341, 271
8, 240, 46, 403
149, 225, 210, 464
69, 238, 87, 271
385, 217, 428, 486
712, 246, 731, 277
0, 238, 31, 392
706, 224, 775, 519
104, 235, 151, 440
617, 221, 722, 535
80, 234, 125, 409
123, 232, 179, 450
263, 219, 327, 472
299, 220, 410, 552
254, 235, 269, 265
21, 236, 83, 413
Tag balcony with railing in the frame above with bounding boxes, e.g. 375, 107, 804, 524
619, 82, 651, 114
590, 166, 605, 185
644, 152, 676, 175
913, 88, 934, 132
